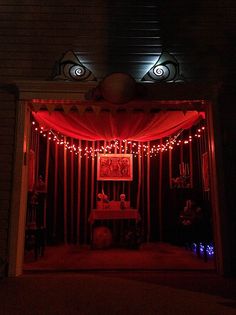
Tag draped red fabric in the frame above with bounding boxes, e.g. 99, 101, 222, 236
33, 111, 205, 141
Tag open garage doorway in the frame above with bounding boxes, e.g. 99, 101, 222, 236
8, 82, 222, 275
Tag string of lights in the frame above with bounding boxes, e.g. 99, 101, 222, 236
32, 121, 206, 158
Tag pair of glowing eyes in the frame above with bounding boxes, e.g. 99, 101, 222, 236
64, 63, 176, 82
58, 51, 179, 82
69, 65, 165, 77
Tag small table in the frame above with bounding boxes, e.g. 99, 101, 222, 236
88, 209, 141, 246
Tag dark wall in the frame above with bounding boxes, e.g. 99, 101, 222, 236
1, 0, 236, 81
218, 86, 236, 273
159, 0, 236, 82
0, 90, 15, 262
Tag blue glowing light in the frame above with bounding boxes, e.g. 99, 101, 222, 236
192, 242, 215, 257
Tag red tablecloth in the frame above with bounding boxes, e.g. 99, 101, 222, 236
88, 209, 141, 224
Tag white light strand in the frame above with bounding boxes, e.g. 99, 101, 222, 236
32, 122, 206, 158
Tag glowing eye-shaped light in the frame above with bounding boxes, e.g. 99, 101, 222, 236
53, 50, 96, 81
142, 51, 182, 83
62, 63, 95, 81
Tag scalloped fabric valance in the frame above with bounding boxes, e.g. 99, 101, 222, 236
33, 110, 205, 142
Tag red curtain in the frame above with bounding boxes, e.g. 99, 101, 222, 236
28, 149, 36, 191
33, 110, 205, 141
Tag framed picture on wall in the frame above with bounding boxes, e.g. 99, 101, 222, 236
97, 153, 133, 181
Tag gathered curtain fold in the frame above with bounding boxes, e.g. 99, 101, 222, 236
33, 110, 204, 141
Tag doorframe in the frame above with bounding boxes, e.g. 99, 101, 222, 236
7, 81, 230, 276
8, 101, 31, 276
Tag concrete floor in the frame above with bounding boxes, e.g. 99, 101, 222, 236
1, 271, 236, 315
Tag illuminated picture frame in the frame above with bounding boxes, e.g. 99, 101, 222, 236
97, 154, 133, 181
